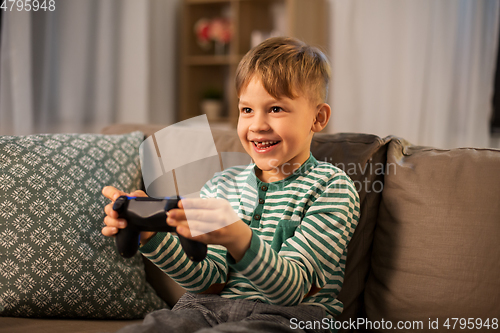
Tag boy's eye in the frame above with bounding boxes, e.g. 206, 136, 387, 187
241, 107, 252, 114
270, 106, 283, 113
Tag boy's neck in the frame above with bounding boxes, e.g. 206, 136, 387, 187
255, 168, 275, 183
254, 153, 312, 183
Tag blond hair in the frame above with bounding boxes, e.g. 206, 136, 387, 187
235, 37, 331, 104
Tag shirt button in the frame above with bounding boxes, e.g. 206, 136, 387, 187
261, 185, 268, 191
259, 198, 264, 204
254, 214, 261, 220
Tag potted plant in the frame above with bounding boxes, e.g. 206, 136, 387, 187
200, 87, 224, 121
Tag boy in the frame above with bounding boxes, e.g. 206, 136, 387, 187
102, 37, 360, 333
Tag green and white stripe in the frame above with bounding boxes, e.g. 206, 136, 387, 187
140, 153, 360, 317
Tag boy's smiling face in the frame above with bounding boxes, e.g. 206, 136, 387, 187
237, 76, 329, 183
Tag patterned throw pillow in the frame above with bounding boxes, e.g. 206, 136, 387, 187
0, 132, 166, 319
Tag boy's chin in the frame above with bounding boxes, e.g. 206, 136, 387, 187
255, 164, 274, 172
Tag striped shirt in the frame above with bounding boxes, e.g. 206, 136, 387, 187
140, 153, 360, 317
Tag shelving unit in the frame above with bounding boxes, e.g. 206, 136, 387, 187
179, 0, 327, 128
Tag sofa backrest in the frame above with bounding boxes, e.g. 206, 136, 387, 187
310, 133, 390, 324
364, 138, 500, 332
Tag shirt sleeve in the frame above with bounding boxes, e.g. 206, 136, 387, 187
139, 177, 229, 293
227, 172, 360, 306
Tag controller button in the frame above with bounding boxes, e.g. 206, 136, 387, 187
113, 196, 126, 210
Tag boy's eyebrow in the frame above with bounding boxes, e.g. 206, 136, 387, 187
238, 97, 285, 105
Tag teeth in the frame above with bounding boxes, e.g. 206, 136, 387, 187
253, 141, 279, 149
253, 141, 277, 145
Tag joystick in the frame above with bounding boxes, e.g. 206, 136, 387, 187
112, 196, 207, 261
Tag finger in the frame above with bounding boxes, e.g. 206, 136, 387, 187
168, 209, 218, 225
102, 226, 119, 237
102, 186, 127, 201
104, 203, 118, 219
176, 227, 209, 244
168, 208, 186, 221
184, 208, 223, 224
166, 218, 191, 237
168, 215, 215, 241
180, 198, 216, 209
166, 213, 187, 228
171, 207, 232, 227
166, 215, 178, 227
104, 216, 127, 229
169, 206, 212, 222
180, 218, 222, 238
176, 225, 192, 238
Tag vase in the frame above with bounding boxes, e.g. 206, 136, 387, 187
214, 42, 227, 55
201, 99, 223, 120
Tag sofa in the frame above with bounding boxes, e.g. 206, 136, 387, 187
1, 123, 499, 333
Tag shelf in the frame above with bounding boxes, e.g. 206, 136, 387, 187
186, 55, 242, 66
186, 0, 281, 4
186, 0, 231, 4
179, 0, 327, 125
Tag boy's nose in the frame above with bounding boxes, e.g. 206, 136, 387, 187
249, 112, 271, 132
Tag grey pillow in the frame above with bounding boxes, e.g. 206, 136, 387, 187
0, 132, 166, 319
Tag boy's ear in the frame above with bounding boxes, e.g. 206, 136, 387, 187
311, 103, 331, 133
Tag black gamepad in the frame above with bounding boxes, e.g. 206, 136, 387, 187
112, 195, 207, 261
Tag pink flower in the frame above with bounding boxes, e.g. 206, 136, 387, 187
195, 18, 211, 48
194, 17, 233, 48
209, 18, 232, 44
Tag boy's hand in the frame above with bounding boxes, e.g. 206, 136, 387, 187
167, 198, 252, 263
101, 186, 156, 245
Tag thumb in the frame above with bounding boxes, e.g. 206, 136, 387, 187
130, 190, 148, 198
102, 186, 127, 201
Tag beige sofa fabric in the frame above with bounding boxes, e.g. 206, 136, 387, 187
0, 317, 140, 333
5, 124, 497, 333
100, 124, 246, 154
365, 138, 500, 331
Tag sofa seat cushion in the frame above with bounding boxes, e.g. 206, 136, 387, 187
364, 138, 500, 330
0, 132, 166, 319
0, 316, 142, 333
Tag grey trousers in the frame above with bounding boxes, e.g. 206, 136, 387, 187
116, 292, 329, 333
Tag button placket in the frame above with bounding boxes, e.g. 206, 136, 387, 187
251, 182, 268, 227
